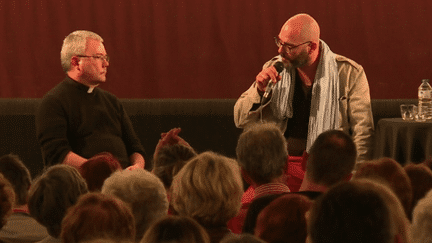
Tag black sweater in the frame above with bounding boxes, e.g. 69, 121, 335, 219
36, 76, 145, 168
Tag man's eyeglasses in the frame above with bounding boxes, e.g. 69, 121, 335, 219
274, 37, 311, 52
77, 55, 110, 62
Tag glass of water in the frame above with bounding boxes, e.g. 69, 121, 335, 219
400, 104, 415, 121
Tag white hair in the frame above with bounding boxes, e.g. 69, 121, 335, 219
60, 30, 103, 72
411, 189, 432, 243
101, 169, 168, 242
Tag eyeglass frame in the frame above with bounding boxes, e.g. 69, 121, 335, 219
76, 55, 110, 62
274, 37, 312, 52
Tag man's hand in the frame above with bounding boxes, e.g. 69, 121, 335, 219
255, 66, 282, 92
127, 152, 145, 170
125, 163, 143, 171
63, 151, 87, 173
154, 128, 191, 157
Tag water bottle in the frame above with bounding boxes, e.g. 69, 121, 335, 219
418, 79, 432, 120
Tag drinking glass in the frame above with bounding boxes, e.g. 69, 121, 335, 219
400, 104, 415, 121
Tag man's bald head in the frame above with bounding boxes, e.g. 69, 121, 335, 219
280, 13, 320, 44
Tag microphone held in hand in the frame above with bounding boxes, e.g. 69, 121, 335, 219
263, 62, 285, 99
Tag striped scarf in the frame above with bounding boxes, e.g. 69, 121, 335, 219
268, 40, 340, 151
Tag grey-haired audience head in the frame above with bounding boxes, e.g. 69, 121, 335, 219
0, 154, 31, 206
28, 164, 88, 238
236, 123, 288, 185
307, 129, 357, 186
101, 169, 168, 242
411, 189, 432, 243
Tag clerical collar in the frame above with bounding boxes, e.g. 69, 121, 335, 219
65, 76, 98, 93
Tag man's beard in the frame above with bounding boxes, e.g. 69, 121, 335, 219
283, 49, 309, 68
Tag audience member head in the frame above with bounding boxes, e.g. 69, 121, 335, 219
0, 173, 15, 229
242, 194, 283, 235
153, 143, 197, 189
307, 179, 400, 243
81, 152, 122, 191
220, 233, 266, 243
254, 194, 312, 243
422, 156, 432, 171
101, 169, 168, 241
305, 129, 356, 187
28, 164, 88, 238
61, 30, 103, 72
61, 192, 135, 243
411, 189, 432, 243
0, 154, 31, 206
236, 123, 288, 185
353, 157, 413, 218
80, 240, 132, 243
171, 151, 243, 227
356, 180, 411, 243
141, 215, 210, 243
404, 163, 432, 219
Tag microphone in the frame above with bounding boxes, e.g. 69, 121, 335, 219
263, 61, 285, 99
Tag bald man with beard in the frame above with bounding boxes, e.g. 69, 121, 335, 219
234, 13, 374, 165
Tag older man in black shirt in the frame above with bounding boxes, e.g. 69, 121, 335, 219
36, 30, 145, 170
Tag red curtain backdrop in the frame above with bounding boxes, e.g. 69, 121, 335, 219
0, 0, 431, 99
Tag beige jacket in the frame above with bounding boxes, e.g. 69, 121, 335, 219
234, 54, 374, 163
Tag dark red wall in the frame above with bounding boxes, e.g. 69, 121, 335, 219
1, 1, 431, 99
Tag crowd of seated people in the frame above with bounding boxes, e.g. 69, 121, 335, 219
0, 154, 48, 242
1, 123, 432, 242
241, 128, 357, 237
0, 172, 14, 243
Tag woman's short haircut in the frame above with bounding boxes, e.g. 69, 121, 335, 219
81, 152, 122, 191
0, 154, 31, 206
61, 192, 135, 243
242, 194, 284, 234
353, 157, 413, 218
60, 30, 103, 72
101, 169, 168, 241
153, 144, 197, 188
404, 163, 432, 220
308, 180, 395, 243
236, 123, 288, 185
171, 151, 243, 227
28, 165, 88, 238
309, 179, 411, 243
140, 215, 210, 243
0, 173, 15, 229
255, 194, 312, 243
